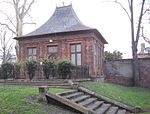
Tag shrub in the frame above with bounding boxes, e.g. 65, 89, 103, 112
13, 62, 21, 79
1, 63, 14, 79
57, 61, 72, 79
26, 60, 37, 80
42, 59, 56, 79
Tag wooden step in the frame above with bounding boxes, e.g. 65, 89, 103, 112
116, 109, 126, 114
95, 103, 111, 114
46, 88, 138, 114
78, 97, 97, 106
86, 101, 104, 110
58, 90, 78, 96
63, 92, 84, 99
71, 95, 90, 103
105, 106, 119, 114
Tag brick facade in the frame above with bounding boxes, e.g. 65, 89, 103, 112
17, 31, 105, 78
15, 5, 107, 79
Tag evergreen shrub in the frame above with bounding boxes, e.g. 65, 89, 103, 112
26, 60, 37, 80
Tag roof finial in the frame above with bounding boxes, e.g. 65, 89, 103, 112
70, 1, 72, 5
62, 2, 65, 6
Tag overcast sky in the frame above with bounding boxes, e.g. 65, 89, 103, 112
1, 0, 149, 59
23, 0, 133, 58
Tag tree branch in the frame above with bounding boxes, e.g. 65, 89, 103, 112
23, 0, 34, 17
23, 22, 36, 25
0, 22, 17, 35
114, 0, 131, 21
6, 33, 13, 47
128, 0, 131, 9
20, 0, 27, 17
141, 27, 150, 44
0, 29, 14, 63
135, 0, 146, 48
0, 10, 16, 28
142, 8, 150, 16
0, 0, 13, 5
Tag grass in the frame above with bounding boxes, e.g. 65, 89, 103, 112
1, 83, 150, 114
81, 82, 150, 111
48, 87, 67, 93
0, 85, 73, 114
0, 85, 38, 114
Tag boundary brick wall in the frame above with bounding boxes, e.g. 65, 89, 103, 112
105, 58, 150, 88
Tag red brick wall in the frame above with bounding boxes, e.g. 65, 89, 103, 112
18, 31, 104, 78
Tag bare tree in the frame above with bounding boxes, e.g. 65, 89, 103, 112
111, 0, 150, 85
141, 27, 150, 45
0, 0, 35, 57
0, 28, 14, 64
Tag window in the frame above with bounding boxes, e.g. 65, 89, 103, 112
70, 44, 81, 66
28, 47, 36, 61
48, 46, 57, 53
48, 45, 58, 59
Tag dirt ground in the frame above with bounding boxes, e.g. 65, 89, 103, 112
26, 95, 82, 114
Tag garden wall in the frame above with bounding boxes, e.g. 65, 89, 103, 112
105, 58, 150, 88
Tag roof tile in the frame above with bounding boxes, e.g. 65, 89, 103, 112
25, 5, 92, 36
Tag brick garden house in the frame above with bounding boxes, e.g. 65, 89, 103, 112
14, 4, 107, 78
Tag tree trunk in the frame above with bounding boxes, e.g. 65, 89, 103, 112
16, 17, 23, 57
130, 0, 139, 86
132, 46, 139, 86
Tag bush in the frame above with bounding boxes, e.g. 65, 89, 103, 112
13, 62, 21, 79
1, 63, 14, 79
57, 61, 72, 79
42, 59, 56, 79
26, 60, 37, 80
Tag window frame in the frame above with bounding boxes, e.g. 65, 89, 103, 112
47, 45, 58, 54
70, 43, 82, 66
27, 47, 37, 61
47, 45, 58, 59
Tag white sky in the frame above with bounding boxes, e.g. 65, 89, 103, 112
24, 0, 133, 58
1, 0, 149, 59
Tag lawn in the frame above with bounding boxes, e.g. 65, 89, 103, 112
0, 85, 77, 114
1, 83, 150, 114
81, 82, 150, 112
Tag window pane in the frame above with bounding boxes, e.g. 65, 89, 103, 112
28, 48, 32, 55
77, 53, 81, 65
28, 47, 37, 61
71, 54, 75, 65
33, 48, 36, 55
48, 46, 57, 53
71, 45, 75, 52
77, 44, 81, 52
28, 48, 36, 55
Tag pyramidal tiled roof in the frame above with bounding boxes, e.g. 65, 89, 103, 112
15, 4, 108, 44
25, 4, 93, 37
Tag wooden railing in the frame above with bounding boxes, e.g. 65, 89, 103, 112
70, 65, 89, 79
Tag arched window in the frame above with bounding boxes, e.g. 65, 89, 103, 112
47, 45, 58, 59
